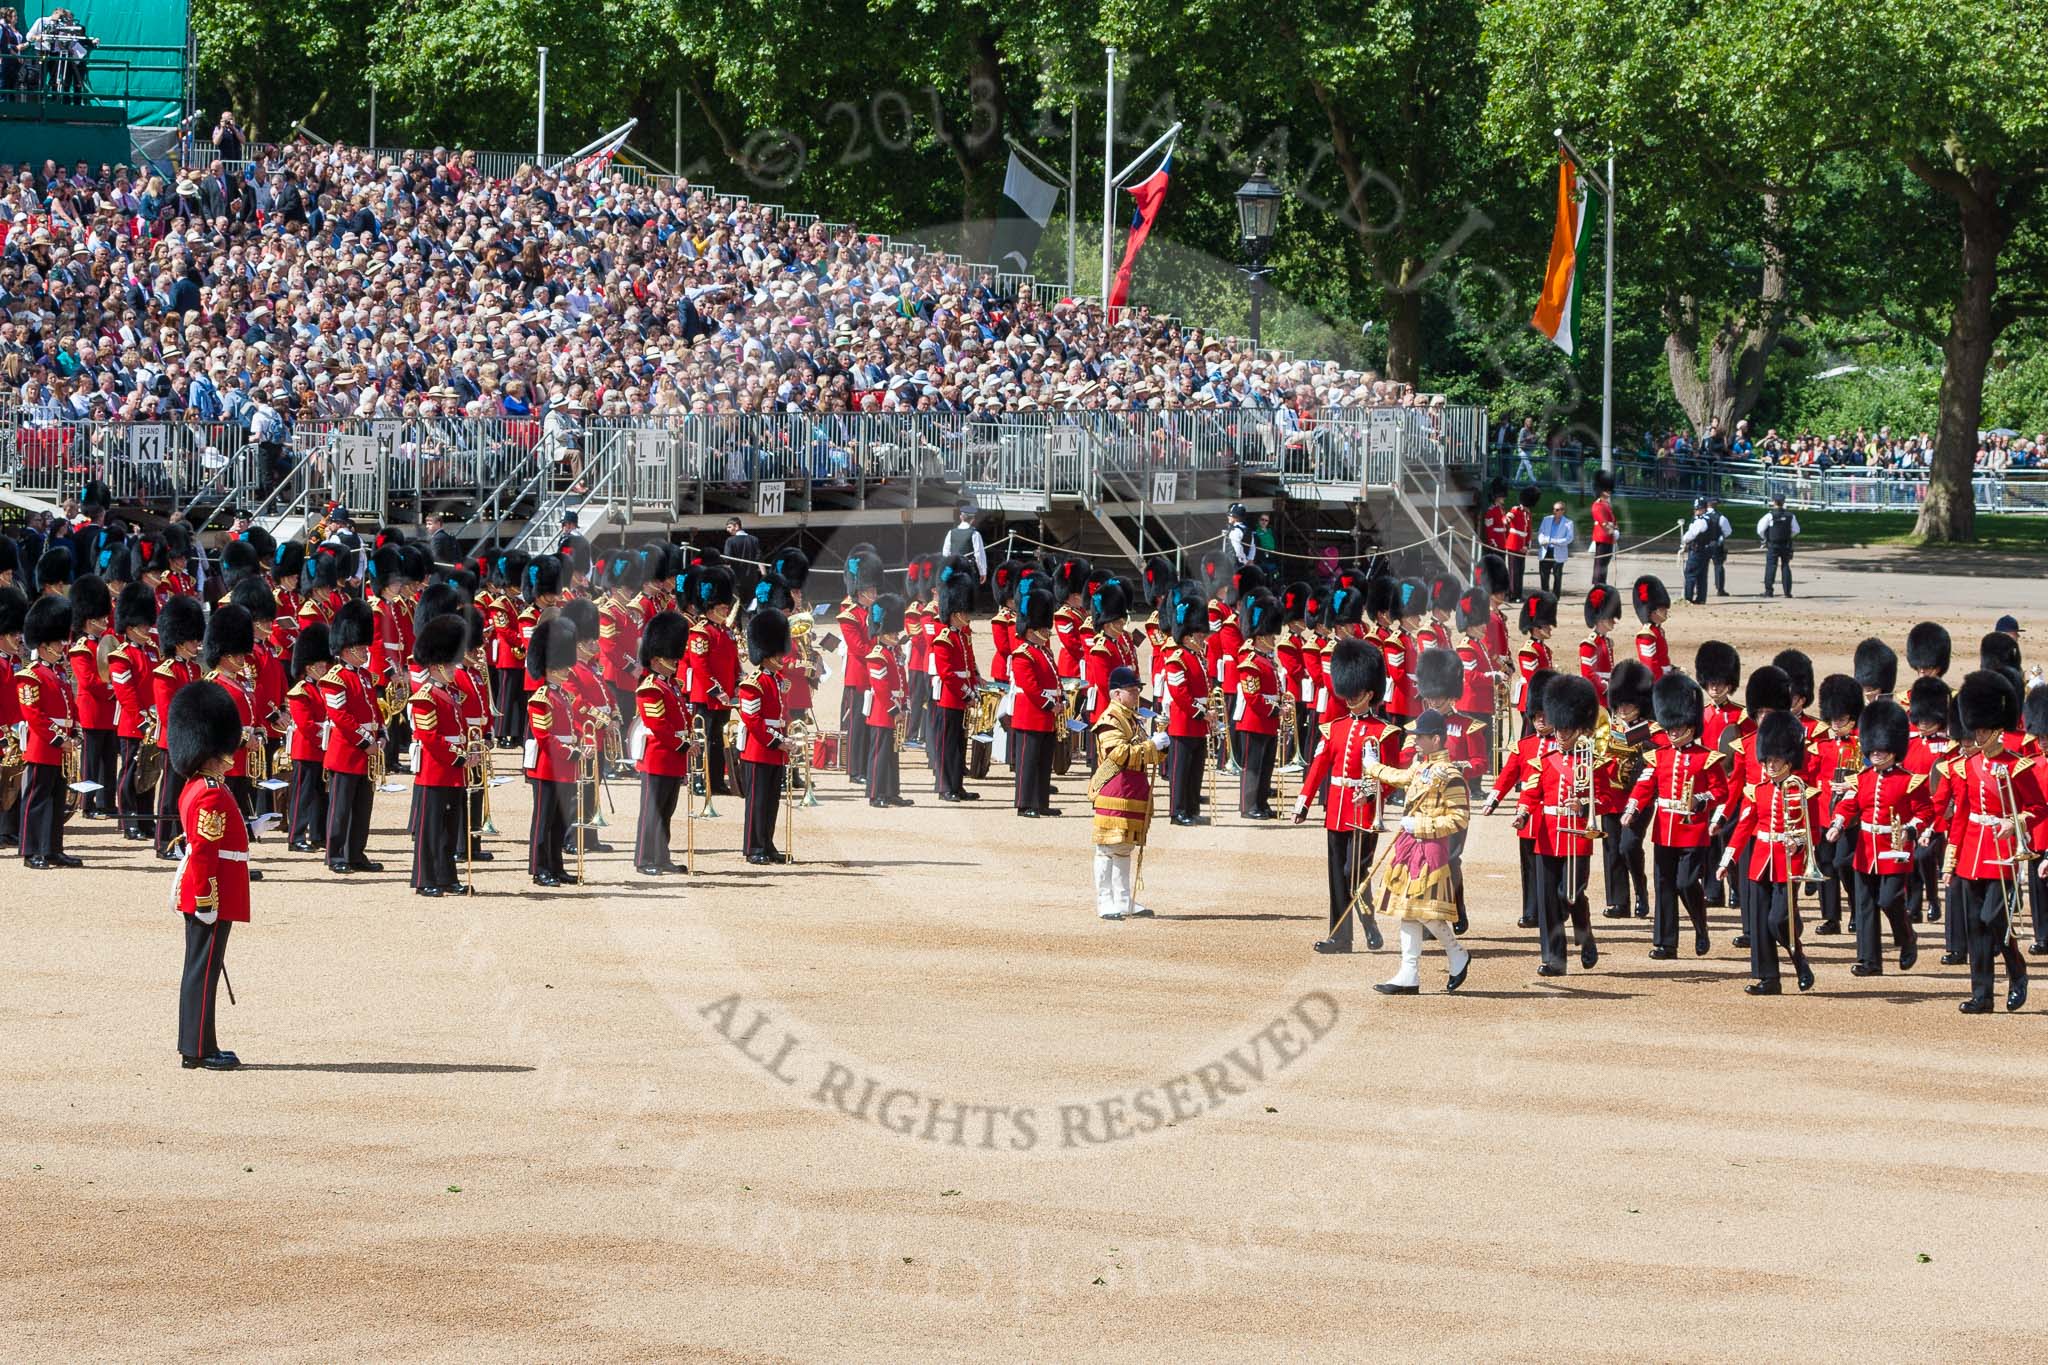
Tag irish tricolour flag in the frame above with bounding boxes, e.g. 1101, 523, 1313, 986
1530, 153, 1596, 355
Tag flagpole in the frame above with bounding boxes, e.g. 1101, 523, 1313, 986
1100, 46, 1116, 303
1068, 107, 1079, 296
1556, 130, 1615, 475
1602, 152, 1615, 477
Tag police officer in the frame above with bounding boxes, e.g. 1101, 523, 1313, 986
1705, 496, 1732, 595
1679, 499, 1716, 606
1758, 494, 1799, 597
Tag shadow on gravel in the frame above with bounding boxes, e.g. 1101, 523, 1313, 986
1829, 548, 2047, 578
240, 1061, 536, 1074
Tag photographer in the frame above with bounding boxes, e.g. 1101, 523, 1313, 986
212, 111, 245, 191
24, 7, 92, 102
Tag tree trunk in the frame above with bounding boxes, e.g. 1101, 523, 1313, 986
1663, 289, 1709, 430
938, 32, 1007, 260
1383, 274, 1423, 385
1663, 197, 1790, 436
1913, 174, 2011, 543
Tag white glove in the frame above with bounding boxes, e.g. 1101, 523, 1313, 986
1150, 731, 1170, 752
195, 907, 219, 926
1716, 851, 1733, 878
1400, 815, 1418, 834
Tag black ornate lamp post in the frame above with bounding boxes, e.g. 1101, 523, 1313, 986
1234, 158, 1282, 353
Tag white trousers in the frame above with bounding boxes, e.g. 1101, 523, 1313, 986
1383, 919, 1470, 987
1094, 845, 1135, 917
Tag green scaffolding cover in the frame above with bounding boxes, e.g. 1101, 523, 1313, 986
30, 0, 187, 125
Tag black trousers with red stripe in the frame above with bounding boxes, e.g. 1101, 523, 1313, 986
493, 667, 528, 744
637, 773, 682, 869
116, 735, 149, 836
412, 785, 463, 890
179, 915, 231, 1059
842, 688, 871, 783
81, 726, 117, 816
528, 777, 572, 880
18, 761, 67, 861
326, 770, 373, 870
931, 705, 967, 797
288, 761, 328, 848
741, 758, 783, 858
154, 756, 181, 855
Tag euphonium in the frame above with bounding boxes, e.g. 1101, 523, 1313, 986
0, 726, 24, 812
61, 734, 82, 811
134, 707, 165, 795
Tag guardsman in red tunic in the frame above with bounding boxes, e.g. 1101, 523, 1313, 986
151, 596, 206, 858
1903, 676, 1956, 932
232, 580, 288, 821
1387, 577, 1428, 723
1624, 673, 1731, 958
523, 619, 582, 886
1578, 582, 1620, 708
737, 609, 792, 863
320, 602, 383, 875
285, 623, 333, 853
1297, 592, 1330, 769
837, 547, 882, 785
16, 597, 78, 867
202, 605, 260, 825
1599, 659, 1658, 921
1363, 577, 1401, 719
929, 564, 981, 803
1275, 585, 1307, 767
1008, 584, 1060, 818
1631, 575, 1672, 681
1082, 580, 1136, 772
1140, 555, 1176, 701
1825, 699, 1929, 975
1481, 485, 1510, 563
296, 546, 347, 628
168, 679, 252, 1070
1720, 710, 1822, 995
597, 552, 645, 730
1157, 583, 1210, 827
1693, 639, 1746, 908
0, 588, 22, 851
408, 615, 472, 896
989, 559, 1023, 688
66, 573, 118, 817
633, 611, 695, 876
1453, 587, 1501, 789
1297, 637, 1405, 954
1419, 576, 1459, 656
517, 554, 564, 708
487, 549, 530, 744
1516, 675, 1615, 975
109, 582, 160, 840
1234, 592, 1284, 820
1207, 563, 1256, 771
1478, 553, 1511, 665
1941, 671, 2041, 1013
271, 543, 306, 651
1052, 556, 1091, 683
685, 567, 739, 799
1513, 591, 1557, 729
862, 593, 910, 808
1318, 585, 1366, 728
1505, 485, 1537, 600
1810, 674, 1866, 934
901, 559, 933, 751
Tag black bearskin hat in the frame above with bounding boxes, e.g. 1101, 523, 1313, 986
935, 562, 975, 621
990, 557, 1028, 606
68, 573, 111, 632
868, 592, 907, 638
1772, 649, 1814, 705
1756, 709, 1806, 768
413, 614, 469, 668
639, 611, 691, 669
1583, 582, 1621, 628
1859, 698, 1910, 759
1907, 621, 1950, 675
1518, 484, 1541, 510
367, 545, 403, 593
1542, 674, 1600, 735
1428, 576, 1460, 615
1239, 591, 1282, 640
1525, 669, 1557, 721
523, 555, 563, 603
413, 581, 466, 633
1330, 638, 1386, 706
843, 544, 884, 597
599, 551, 645, 595
1229, 562, 1265, 604
1049, 556, 1091, 602
1593, 469, 1615, 495
1019, 582, 1056, 634
752, 572, 795, 615
0, 538, 15, 578
310, 546, 345, 590
773, 545, 810, 594
1143, 556, 1176, 609
274, 541, 305, 583
1363, 575, 1399, 622
203, 604, 255, 669
1981, 631, 2021, 674
1818, 673, 1863, 725
1281, 580, 1312, 625
1476, 553, 1510, 597
1854, 637, 1897, 695
1958, 669, 2017, 734
1632, 574, 1669, 623
1744, 664, 1793, 715
2027, 686, 2048, 743
23, 594, 70, 649
1695, 640, 1741, 690
1608, 659, 1654, 717
559, 597, 600, 646
1329, 581, 1366, 629
115, 582, 158, 634
0, 586, 23, 638
245, 527, 277, 568
1416, 646, 1463, 702
168, 679, 242, 779
36, 546, 72, 588
1519, 590, 1557, 634
331, 600, 376, 654
229, 578, 277, 625
1167, 582, 1207, 642
526, 617, 579, 679
158, 595, 205, 654
291, 623, 334, 678
1090, 578, 1130, 626
1908, 675, 1952, 729
1455, 587, 1488, 634
1396, 577, 1428, 619
221, 539, 261, 587
1652, 672, 1704, 734
690, 565, 736, 613
748, 608, 791, 667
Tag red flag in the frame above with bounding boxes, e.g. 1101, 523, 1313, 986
1107, 152, 1173, 320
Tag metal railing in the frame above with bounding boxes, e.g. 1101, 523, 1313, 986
1490, 448, 2048, 513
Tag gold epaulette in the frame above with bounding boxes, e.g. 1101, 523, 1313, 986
152, 660, 178, 678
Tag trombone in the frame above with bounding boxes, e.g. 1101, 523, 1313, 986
574, 719, 602, 885
1993, 764, 2039, 943
461, 722, 490, 894
685, 711, 713, 874
1781, 775, 1829, 887
783, 719, 815, 863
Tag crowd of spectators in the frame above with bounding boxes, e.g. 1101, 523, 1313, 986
1494, 414, 2045, 482
0, 141, 1448, 463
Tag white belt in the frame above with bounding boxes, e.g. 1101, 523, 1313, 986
1331, 777, 1378, 790
221, 850, 250, 863
1655, 798, 1700, 814
1970, 813, 2013, 826
1542, 805, 1585, 817
1755, 832, 1800, 844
